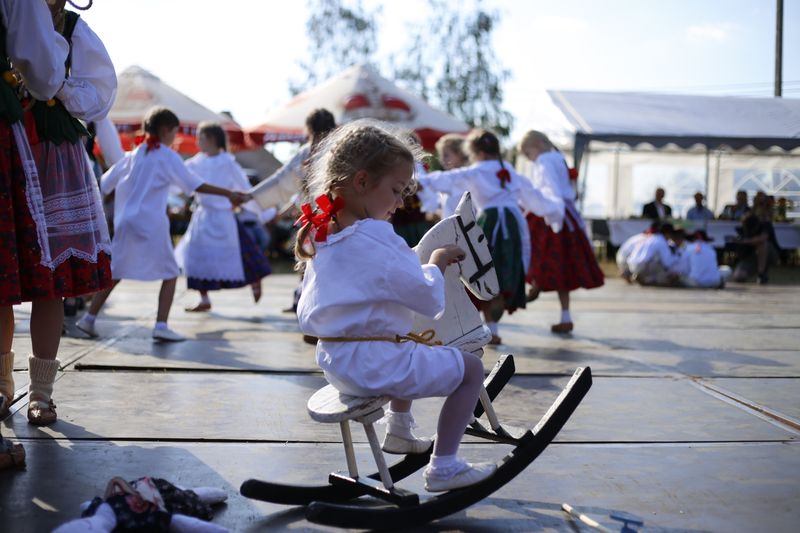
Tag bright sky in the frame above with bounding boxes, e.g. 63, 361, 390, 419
81, 0, 800, 139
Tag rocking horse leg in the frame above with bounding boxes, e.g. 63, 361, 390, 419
340, 421, 358, 478
363, 421, 393, 490
479, 387, 501, 430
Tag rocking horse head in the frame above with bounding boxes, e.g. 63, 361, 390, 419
414, 192, 499, 300
412, 192, 499, 351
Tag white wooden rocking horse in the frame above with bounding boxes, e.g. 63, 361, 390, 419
241, 192, 592, 529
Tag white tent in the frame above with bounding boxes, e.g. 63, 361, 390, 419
246, 64, 469, 150
109, 65, 246, 152
521, 90, 800, 217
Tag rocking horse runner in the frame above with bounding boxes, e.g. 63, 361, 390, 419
240, 121, 592, 528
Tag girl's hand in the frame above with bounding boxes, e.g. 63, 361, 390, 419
430, 245, 466, 274
229, 191, 251, 206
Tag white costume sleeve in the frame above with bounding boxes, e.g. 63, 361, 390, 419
418, 166, 473, 194
100, 152, 133, 195
249, 146, 308, 209
518, 169, 565, 232
56, 18, 116, 122
1, 0, 69, 100
94, 117, 124, 166
385, 259, 446, 319
167, 150, 204, 195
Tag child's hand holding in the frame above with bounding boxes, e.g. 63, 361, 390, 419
430, 245, 466, 274
229, 191, 252, 207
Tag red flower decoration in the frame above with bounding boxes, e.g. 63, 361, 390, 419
496, 168, 511, 188
295, 194, 345, 242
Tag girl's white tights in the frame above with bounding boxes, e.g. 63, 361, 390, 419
433, 351, 484, 456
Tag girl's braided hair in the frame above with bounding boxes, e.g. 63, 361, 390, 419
295, 119, 424, 263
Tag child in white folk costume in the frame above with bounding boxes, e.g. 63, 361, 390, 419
175, 122, 271, 312
77, 108, 250, 342
419, 129, 562, 345
296, 120, 496, 492
518, 131, 604, 334
434, 133, 470, 219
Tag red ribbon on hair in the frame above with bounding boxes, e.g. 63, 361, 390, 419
568, 167, 579, 181
144, 134, 161, 154
496, 168, 511, 188
295, 194, 345, 242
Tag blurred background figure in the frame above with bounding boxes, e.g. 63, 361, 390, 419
719, 190, 751, 220
686, 191, 714, 228
642, 187, 672, 221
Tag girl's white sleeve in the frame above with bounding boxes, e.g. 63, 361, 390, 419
2, 0, 68, 100
55, 19, 116, 122
249, 147, 307, 209
167, 151, 204, 195
418, 166, 473, 194
518, 169, 565, 232
94, 117, 124, 166
100, 153, 132, 195
376, 228, 446, 318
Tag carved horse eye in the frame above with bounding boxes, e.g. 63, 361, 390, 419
478, 234, 485, 242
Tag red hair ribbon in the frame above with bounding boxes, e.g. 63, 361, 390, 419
295, 194, 345, 242
568, 167, 579, 181
496, 168, 511, 188
144, 134, 161, 154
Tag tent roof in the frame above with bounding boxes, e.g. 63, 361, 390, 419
110, 65, 241, 131
246, 64, 469, 149
547, 90, 800, 164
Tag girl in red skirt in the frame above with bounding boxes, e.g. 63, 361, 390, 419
0, 0, 115, 425
518, 131, 604, 334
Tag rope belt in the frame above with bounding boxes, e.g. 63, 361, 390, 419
318, 329, 442, 347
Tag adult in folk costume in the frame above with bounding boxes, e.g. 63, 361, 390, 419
0, 0, 115, 426
518, 131, 604, 334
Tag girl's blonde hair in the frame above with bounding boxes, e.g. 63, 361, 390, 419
518, 130, 555, 153
435, 133, 467, 162
295, 119, 423, 264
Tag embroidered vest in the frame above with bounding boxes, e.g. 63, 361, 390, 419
30, 10, 90, 145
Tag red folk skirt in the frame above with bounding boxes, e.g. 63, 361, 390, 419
0, 122, 112, 305
526, 209, 604, 293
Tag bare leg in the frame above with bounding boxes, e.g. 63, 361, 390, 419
0, 306, 14, 354
30, 298, 64, 360
86, 280, 120, 316
156, 278, 177, 323
557, 291, 570, 313
433, 352, 484, 457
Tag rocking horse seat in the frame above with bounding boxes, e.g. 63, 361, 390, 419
307, 385, 391, 424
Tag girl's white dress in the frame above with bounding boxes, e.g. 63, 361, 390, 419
101, 146, 203, 280
174, 152, 253, 284
298, 219, 465, 399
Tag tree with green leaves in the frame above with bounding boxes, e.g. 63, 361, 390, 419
392, 1, 513, 136
290, 0, 380, 95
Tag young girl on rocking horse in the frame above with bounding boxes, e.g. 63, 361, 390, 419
295, 120, 496, 492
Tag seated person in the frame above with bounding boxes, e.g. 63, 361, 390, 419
626, 222, 680, 286
686, 192, 714, 226
732, 211, 778, 284
642, 187, 672, 220
677, 230, 731, 288
616, 221, 658, 282
719, 190, 750, 220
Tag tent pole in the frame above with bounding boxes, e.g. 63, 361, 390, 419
579, 146, 591, 212
704, 147, 711, 199
712, 150, 722, 214
613, 146, 621, 218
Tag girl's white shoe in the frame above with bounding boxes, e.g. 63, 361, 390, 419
381, 433, 432, 455
423, 461, 497, 492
